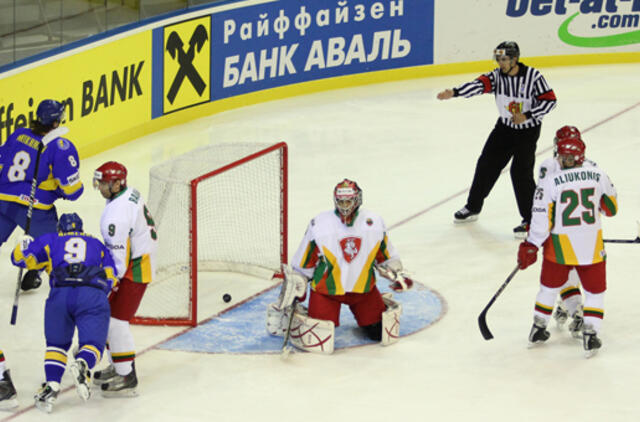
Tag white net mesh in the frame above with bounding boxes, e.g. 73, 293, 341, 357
134, 143, 286, 324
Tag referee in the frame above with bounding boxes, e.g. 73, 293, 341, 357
437, 41, 557, 238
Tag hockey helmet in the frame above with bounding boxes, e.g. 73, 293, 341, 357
334, 179, 362, 217
556, 137, 586, 167
57, 213, 83, 233
93, 161, 127, 188
493, 41, 520, 61
36, 100, 65, 126
554, 125, 583, 157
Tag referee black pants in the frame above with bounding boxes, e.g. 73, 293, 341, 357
465, 120, 540, 223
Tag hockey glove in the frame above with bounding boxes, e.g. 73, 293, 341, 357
517, 241, 538, 270
21, 270, 42, 291
19, 235, 34, 251
376, 263, 414, 292
389, 273, 414, 292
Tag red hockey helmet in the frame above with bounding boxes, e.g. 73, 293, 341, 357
556, 137, 586, 167
93, 161, 127, 188
553, 125, 582, 156
334, 179, 362, 218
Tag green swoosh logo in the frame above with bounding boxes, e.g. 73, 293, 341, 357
558, 12, 640, 47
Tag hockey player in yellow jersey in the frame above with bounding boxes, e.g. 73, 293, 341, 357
92, 161, 158, 395
517, 129, 617, 357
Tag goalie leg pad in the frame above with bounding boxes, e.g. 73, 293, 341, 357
289, 305, 335, 354
381, 293, 402, 346
266, 303, 289, 337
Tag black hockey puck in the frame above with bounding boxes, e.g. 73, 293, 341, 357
223, 293, 232, 303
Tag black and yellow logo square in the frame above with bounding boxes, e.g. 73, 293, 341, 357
163, 16, 210, 113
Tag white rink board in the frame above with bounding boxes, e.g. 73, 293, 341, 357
435, 0, 640, 62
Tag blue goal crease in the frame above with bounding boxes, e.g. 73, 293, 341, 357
158, 282, 445, 354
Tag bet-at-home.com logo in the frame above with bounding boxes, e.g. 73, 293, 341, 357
506, 0, 640, 47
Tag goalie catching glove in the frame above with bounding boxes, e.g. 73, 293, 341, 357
376, 260, 414, 292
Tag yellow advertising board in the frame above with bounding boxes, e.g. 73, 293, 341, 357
0, 31, 152, 157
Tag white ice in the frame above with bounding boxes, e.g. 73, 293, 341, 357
1, 62, 640, 421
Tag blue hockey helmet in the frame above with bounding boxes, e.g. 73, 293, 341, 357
57, 213, 83, 233
36, 100, 65, 126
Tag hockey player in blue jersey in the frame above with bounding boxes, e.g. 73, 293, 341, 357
0, 99, 83, 291
11, 213, 117, 413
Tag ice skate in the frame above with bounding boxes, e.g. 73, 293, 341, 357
552, 301, 569, 328
513, 221, 529, 239
454, 206, 478, 224
93, 364, 117, 386
528, 316, 550, 347
34, 382, 59, 413
0, 370, 18, 410
101, 362, 138, 398
568, 311, 584, 339
69, 359, 91, 401
583, 326, 601, 358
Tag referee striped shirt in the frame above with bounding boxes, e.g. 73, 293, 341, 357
453, 62, 557, 130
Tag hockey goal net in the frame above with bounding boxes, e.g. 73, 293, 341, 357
132, 142, 287, 326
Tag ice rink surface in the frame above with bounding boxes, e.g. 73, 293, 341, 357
1, 62, 639, 421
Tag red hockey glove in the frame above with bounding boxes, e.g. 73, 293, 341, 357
517, 241, 538, 270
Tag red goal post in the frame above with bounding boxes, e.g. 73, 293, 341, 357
132, 142, 288, 326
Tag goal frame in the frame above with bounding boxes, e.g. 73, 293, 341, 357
131, 142, 288, 327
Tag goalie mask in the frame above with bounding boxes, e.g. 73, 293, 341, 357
334, 179, 362, 220
556, 137, 586, 169
93, 161, 128, 189
553, 125, 581, 157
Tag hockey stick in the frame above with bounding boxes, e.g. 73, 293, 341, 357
478, 264, 520, 341
603, 238, 640, 244
604, 221, 640, 244
10, 127, 69, 325
280, 298, 298, 359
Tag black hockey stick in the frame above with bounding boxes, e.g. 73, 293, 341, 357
603, 237, 640, 244
280, 298, 299, 359
10, 127, 68, 325
478, 264, 520, 340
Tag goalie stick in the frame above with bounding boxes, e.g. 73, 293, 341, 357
478, 264, 520, 341
10, 126, 69, 325
280, 297, 299, 359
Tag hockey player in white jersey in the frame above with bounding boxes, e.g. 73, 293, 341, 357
92, 161, 157, 395
267, 179, 414, 353
517, 132, 617, 357
538, 126, 597, 337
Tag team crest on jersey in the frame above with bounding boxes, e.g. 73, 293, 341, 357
57, 138, 70, 150
366, 218, 373, 226
339, 237, 362, 263
507, 101, 522, 114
